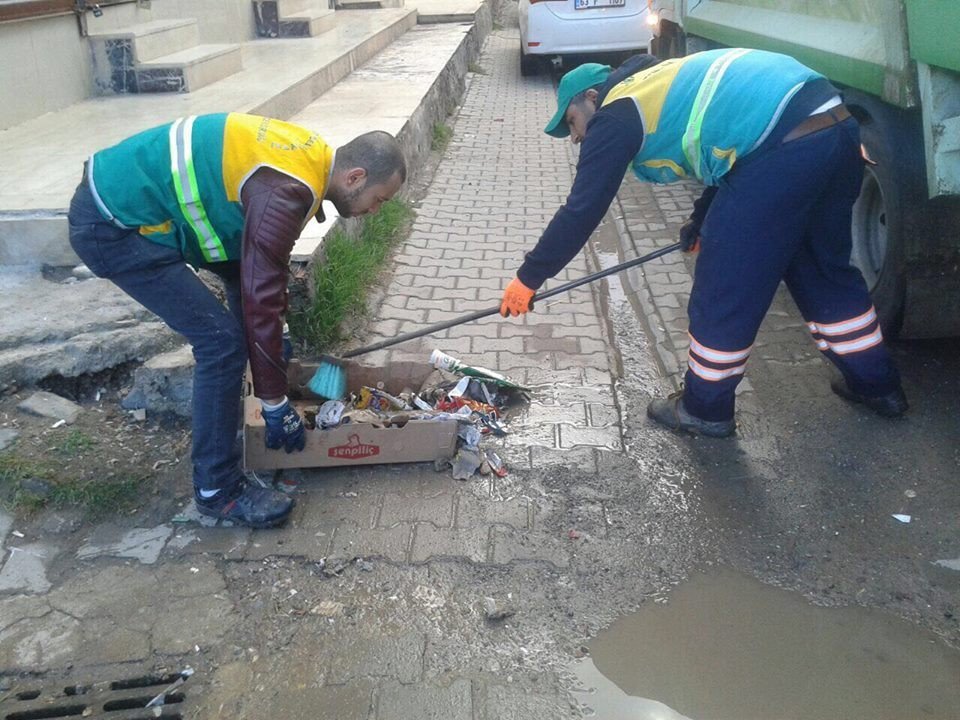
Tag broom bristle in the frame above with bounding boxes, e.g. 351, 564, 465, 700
307, 361, 347, 400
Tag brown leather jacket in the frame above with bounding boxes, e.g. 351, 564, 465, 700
240, 167, 321, 400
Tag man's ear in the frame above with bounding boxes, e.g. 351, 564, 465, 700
345, 167, 367, 188
585, 88, 599, 104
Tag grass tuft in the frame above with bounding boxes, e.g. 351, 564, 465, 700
289, 198, 415, 353
0, 450, 146, 518
432, 123, 453, 153
468, 62, 488, 75
58, 428, 94, 456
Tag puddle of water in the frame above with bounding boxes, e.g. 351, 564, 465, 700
595, 251, 629, 307
573, 657, 693, 719
577, 568, 960, 720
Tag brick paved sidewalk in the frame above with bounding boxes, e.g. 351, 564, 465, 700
363, 30, 622, 466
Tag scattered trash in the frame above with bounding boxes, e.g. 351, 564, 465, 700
316, 400, 346, 428
904, 489, 917, 498
892, 514, 911, 524
51, 419, 66, 429
458, 424, 481, 449
190, 567, 199, 573
275, 473, 299, 494
355, 558, 374, 572
11, 530, 24, 538
484, 449, 508, 478
130, 408, 147, 422
430, 349, 527, 390
452, 447, 483, 480
483, 593, 517, 621
447, 376, 471, 399
310, 600, 345, 617
319, 558, 348, 578
568, 529, 582, 540
932, 558, 960, 572
145, 668, 193, 708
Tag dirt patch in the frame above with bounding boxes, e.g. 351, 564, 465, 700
0, 385, 192, 530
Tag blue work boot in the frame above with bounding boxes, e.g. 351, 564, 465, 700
195, 481, 294, 528
647, 390, 736, 438
830, 378, 908, 418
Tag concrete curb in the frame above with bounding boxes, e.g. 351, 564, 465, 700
298, 1, 496, 267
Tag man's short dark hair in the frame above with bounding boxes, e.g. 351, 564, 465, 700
335, 131, 407, 185
569, 89, 597, 109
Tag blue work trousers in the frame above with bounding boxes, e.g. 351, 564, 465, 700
684, 117, 901, 422
67, 181, 246, 492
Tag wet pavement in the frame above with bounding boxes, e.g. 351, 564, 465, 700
580, 568, 960, 720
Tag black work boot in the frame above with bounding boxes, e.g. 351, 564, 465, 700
647, 390, 736, 438
830, 378, 908, 418
195, 482, 295, 528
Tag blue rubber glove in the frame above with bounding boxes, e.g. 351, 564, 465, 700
262, 399, 306, 453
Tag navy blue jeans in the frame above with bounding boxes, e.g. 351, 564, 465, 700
684, 118, 901, 422
68, 181, 246, 492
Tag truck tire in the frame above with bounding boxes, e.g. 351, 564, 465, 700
845, 93, 927, 337
651, 20, 683, 59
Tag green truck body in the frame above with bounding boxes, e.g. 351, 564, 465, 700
650, 0, 960, 337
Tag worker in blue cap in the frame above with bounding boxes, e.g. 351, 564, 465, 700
499, 51, 906, 437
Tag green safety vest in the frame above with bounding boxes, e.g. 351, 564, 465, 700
87, 113, 334, 265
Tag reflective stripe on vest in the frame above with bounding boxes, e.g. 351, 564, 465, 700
169, 116, 227, 263
681, 48, 752, 180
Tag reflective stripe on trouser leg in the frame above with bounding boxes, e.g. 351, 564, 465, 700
683, 333, 751, 422
804, 305, 900, 396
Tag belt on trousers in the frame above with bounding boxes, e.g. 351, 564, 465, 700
782, 104, 852, 143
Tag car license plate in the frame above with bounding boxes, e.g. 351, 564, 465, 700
575, 0, 626, 8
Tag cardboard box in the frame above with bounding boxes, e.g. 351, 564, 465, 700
243, 359, 459, 471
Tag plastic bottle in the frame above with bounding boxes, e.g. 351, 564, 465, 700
282, 322, 293, 362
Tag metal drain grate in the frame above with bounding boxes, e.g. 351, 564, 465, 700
1, 669, 191, 719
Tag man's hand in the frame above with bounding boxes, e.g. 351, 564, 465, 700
262, 399, 306, 453
500, 277, 536, 317
679, 219, 702, 253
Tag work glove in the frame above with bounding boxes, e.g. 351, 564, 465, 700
262, 398, 306, 453
679, 219, 702, 253
500, 277, 536, 317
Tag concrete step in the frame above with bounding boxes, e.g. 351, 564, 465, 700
0, 8, 416, 267
281, 9, 338, 38
88, 18, 200, 63
338, 0, 405, 9
290, 19, 492, 261
137, 43, 244, 93
411, 0, 485, 24
278, 0, 329, 15
255, 0, 337, 38
0, 4, 494, 388
0, 269, 180, 392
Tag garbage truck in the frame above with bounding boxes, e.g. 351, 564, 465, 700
647, 0, 960, 338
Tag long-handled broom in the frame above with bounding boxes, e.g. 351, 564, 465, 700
308, 242, 682, 399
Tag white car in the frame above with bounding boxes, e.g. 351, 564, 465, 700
519, 0, 655, 76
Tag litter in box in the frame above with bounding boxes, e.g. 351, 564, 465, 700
297, 350, 522, 480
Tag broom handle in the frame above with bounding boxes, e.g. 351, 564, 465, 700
341, 242, 682, 359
